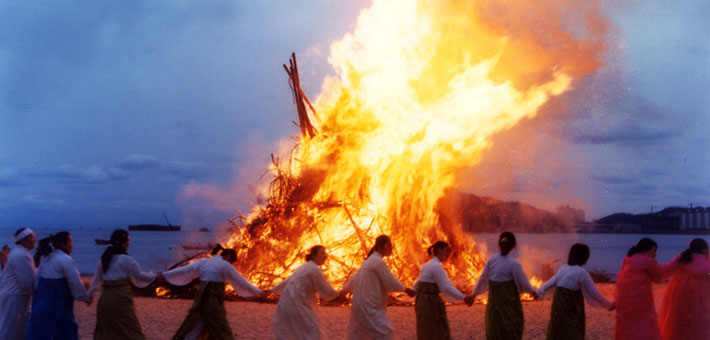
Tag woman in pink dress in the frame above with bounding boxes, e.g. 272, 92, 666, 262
658, 238, 710, 340
614, 238, 671, 340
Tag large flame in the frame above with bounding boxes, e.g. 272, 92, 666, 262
221, 0, 607, 291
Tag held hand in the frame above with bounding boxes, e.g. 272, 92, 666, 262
464, 294, 475, 306
85, 296, 93, 306
404, 288, 416, 297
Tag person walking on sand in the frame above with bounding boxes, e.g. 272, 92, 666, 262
536, 243, 614, 340
413, 241, 473, 340
88, 229, 158, 340
466, 231, 538, 340
340, 235, 416, 340
163, 247, 263, 340
658, 238, 710, 340
614, 238, 672, 340
0, 228, 36, 340
271, 245, 340, 340
27, 231, 91, 340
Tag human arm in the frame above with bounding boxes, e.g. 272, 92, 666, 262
62, 256, 90, 302
162, 260, 201, 286
535, 271, 559, 299
580, 270, 613, 310
14, 251, 37, 293
432, 264, 465, 302
125, 256, 157, 288
311, 267, 339, 301
87, 261, 103, 296
471, 259, 491, 296
223, 262, 262, 297
512, 262, 536, 295
373, 257, 405, 292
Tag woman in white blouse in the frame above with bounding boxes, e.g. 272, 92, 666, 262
467, 232, 537, 340
0, 227, 37, 340
163, 247, 263, 340
88, 229, 157, 340
536, 243, 614, 340
341, 235, 415, 340
271, 245, 339, 340
27, 231, 90, 340
413, 241, 472, 340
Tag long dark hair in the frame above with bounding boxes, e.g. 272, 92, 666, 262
627, 238, 657, 257
367, 235, 391, 258
499, 231, 516, 256
34, 231, 71, 266
679, 238, 708, 263
305, 245, 325, 262
101, 229, 129, 273
221, 249, 237, 263
427, 241, 450, 256
568, 243, 590, 266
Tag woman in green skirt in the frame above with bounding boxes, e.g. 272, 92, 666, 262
413, 241, 473, 340
536, 243, 614, 340
88, 229, 157, 340
467, 232, 538, 340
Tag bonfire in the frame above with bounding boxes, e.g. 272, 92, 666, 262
159, 0, 608, 302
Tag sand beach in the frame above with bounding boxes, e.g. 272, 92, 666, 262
72, 282, 662, 339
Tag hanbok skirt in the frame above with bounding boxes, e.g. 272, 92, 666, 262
485, 280, 523, 340
415, 282, 450, 340
546, 287, 585, 340
94, 278, 146, 340
172, 281, 233, 340
27, 277, 78, 340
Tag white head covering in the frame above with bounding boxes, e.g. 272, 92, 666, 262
13, 228, 34, 243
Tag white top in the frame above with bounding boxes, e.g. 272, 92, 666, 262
536, 264, 612, 309
413, 257, 465, 302
0, 246, 36, 296
341, 252, 406, 308
272, 260, 339, 301
163, 256, 262, 297
36, 250, 90, 302
88, 254, 156, 296
472, 252, 536, 296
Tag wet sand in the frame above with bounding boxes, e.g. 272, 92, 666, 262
74, 283, 662, 339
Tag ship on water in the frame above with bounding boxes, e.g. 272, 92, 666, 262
128, 213, 181, 231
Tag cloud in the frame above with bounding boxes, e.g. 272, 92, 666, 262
117, 154, 159, 171
164, 161, 204, 179
0, 167, 20, 187
573, 125, 681, 145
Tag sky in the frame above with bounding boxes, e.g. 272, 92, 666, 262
0, 0, 708, 230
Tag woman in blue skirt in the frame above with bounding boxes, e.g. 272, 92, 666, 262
27, 231, 91, 340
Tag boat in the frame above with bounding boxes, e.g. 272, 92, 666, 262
198, 227, 210, 232
129, 212, 181, 231
94, 238, 111, 245
128, 224, 181, 231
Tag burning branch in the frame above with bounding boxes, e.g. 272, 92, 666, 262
283, 52, 317, 138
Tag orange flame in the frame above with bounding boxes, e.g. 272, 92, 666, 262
221, 0, 608, 291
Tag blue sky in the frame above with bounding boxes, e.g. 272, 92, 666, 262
1, 1, 708, 229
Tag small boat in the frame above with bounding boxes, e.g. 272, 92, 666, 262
181, 244, 215, 251
94, 238, 111, 245
198, 227, 210, 232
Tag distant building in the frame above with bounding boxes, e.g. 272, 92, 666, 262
557, 205, 585, 223
680, 207, 710, 231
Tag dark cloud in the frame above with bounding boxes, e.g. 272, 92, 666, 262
572, 125, 681, 145
592, 174, 637, 185
117, 154, 159, 171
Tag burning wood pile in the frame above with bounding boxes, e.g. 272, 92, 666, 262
155, 0, 608, 302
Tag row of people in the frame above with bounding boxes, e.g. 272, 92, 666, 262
0, 228, 707, 340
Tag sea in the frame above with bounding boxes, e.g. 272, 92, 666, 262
1, 229, 707, 281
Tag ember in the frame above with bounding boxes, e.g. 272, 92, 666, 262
206, 0, 607, 295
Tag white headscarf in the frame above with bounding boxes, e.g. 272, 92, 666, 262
12, 228, 34, 243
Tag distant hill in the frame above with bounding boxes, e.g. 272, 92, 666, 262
597, 207, 689, 232
440, 192, 573, 233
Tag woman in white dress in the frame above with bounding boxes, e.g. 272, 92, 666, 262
413, 241, 472, 340
536, 243, 614, 340
467, 232, 538, 340
88, 229, 157, 340
27, 231, 91, 340
341, 235, 415, 340
163, 247, 263, 340
271, 245, 339, 340
0, 227, 36, 340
